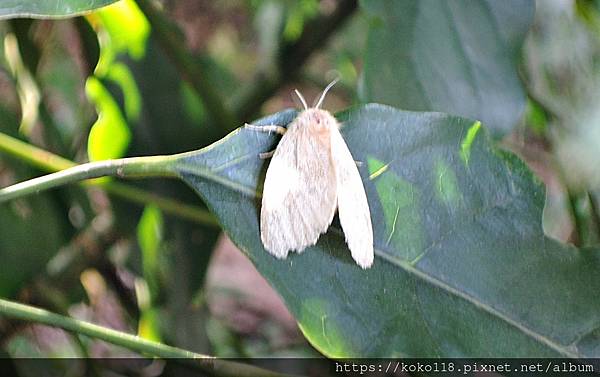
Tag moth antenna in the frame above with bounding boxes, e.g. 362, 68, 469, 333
314, 78, 339, 109
294, 89, 309, 110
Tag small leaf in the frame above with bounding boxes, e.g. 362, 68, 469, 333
91, 0, 150, 74
173, 105, 600, 357
137, 204, 164, 299
85, 76, 131, 161
138, 308, 162, 342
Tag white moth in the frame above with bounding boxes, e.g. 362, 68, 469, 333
246, 80, 374, 268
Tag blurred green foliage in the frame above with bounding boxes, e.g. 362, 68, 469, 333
1, 1, 359, 370
0, 0, 599, 373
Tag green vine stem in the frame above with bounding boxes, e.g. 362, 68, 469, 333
0, 298, 291, 377
0, 132, 218, 226
0, 154, 175, 203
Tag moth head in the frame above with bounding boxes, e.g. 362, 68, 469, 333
295, 108, 339, 135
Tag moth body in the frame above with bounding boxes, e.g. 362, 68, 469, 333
256, 82, 374, 268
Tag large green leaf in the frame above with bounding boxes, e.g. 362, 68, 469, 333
0, 0, 117, 19
172, 105, 600, 357
360, 0, 534, 138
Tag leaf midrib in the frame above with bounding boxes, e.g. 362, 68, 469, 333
374, 248, 577, 357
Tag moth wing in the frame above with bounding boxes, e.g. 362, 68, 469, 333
331, 128, 374, 268
260, 125, 337, 258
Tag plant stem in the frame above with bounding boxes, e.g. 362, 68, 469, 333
0, 298, 290, 377
134, 0, 239, 132
107, 181, 218, 226
0, 131, 74, 170
0, 132, 219, 226
0, 154, 175, 203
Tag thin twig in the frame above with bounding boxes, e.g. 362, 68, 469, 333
0, 154, 176, 203
0, 298, 292, 377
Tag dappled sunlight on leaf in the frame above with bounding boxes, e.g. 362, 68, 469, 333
367, 156, 424, 263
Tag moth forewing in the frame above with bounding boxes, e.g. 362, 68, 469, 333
330, 126, 374, 268
259, 112, 338, 258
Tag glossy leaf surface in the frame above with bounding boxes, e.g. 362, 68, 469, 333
174, 105, 600, 357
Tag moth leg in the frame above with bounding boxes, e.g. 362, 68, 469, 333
244, 123, 287, 135
259, 150, 276, 159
